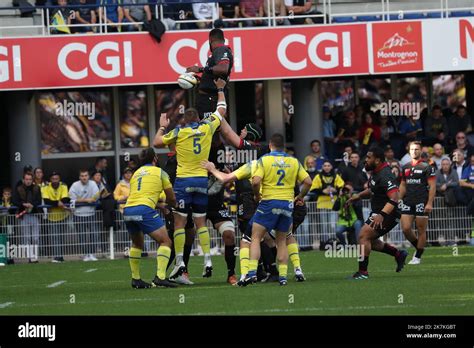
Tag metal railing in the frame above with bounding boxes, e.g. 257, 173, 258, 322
0, 196, 471, 263
1, 0, 473, 38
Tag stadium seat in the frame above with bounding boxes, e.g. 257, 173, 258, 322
356, 15, 382, 22
388, 13, 426, 20
332, 16, 356, 23
449, 10, 474, 17
426, 12, 442, 18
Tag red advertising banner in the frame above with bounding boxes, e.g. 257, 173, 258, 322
0, 24, 369, 90
372, 21, 424, 73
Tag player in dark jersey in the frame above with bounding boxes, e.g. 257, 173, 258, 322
345, 146, 408, 280
186, 28, 233, 119
399, 141, 436, 265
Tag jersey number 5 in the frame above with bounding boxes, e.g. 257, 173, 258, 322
276, 169, 286, 186
193, 137, 201, 154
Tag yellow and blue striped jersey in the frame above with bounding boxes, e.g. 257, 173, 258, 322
162, 113, 221, 178
125, 165, 172, 210
253, 151, 309, 202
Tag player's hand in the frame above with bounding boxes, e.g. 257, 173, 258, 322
159, 113, 170, 128
370, 214, 384, 230
201, 160, 216, 172
294, 196, 305, 206
424, 203, 433, 214
344, 194, 359, 208
240, 127, 248, 139
186, 66, 201, 73
254, 193, 261, 203
215, 78, 226, 89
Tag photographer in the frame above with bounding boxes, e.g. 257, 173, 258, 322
332, 185, 364, 246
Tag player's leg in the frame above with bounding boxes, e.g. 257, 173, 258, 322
242, 222, 266, 285
401, 214, 418, 249
148, 225, 177, 288
237, 218, 252, 284
409, 216, 428, 264
192, 184, 213, 277
350, 223, 375, 280
129, 231, 152, 288
286, 232, 305, 282
214, 219, 238, 285
261, 233, 279, 282
275, 230, 290, 286
371, 214, 409, 273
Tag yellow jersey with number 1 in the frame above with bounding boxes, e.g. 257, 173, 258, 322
253, 151, 309, 202
125, 165, 172, 210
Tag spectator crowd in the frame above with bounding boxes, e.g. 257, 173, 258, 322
37, 0, 323, 34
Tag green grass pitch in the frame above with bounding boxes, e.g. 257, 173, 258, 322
1, 246, 473, 315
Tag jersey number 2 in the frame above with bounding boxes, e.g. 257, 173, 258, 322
276, 169, 285, 186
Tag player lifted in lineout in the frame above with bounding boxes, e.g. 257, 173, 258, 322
153, 78, 228, 279
241, 134, 312, 286
123, 148, 177, 289
345, 146, 408, 280
399, 141, 436, 265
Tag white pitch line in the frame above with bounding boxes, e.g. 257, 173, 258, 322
85, 268, 98, 273
0, 302, 14, 309
47, 280, 66, 288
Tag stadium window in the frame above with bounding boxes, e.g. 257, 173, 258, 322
119, 89, 149, 149
282, 81, 294, 142
357, 77, 391, 111
155, 87, 188, 132
432, 74, 466, 111
38, 90, 113, 154
397, 76, 428, 112
320, 79, 355, 115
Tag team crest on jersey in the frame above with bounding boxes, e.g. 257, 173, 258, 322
405, 169, 411, 177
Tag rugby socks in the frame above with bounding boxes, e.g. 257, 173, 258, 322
287, 242, 301, 269
380, 243, 400, 258
261, 242, 278, 275
359, 256, 369, 273
183, 243, 193, 269
173, 228, 186, 264
197, 227, 211, 255
129, 247, 142, 280
156, 246, 171, 280
239, 247, 250, 276
278, 264, 288, 278
225, 245, 237, 277
409, 238, 419, 249
248, 259, 258, 276
415, 248, 424, 258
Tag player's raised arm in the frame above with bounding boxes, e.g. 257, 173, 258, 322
215, 78, 227, 119
153, 113, 171, 148
201, 160, 237, 184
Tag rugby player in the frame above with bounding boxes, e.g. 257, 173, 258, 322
345, 146, 408, 280
242, 133, 312, 286
399, 141, 436, 265
153, 78, 227, 279
123, 148, 177, 289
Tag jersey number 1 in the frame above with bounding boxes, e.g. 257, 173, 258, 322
137, 177, 143, 191
276, 169, 286, 186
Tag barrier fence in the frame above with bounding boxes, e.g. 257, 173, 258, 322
0, 196, 471, 263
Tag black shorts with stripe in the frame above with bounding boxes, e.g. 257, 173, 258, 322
365, 210, 401, 238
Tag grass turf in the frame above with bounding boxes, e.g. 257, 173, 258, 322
0, 246, 473, 315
